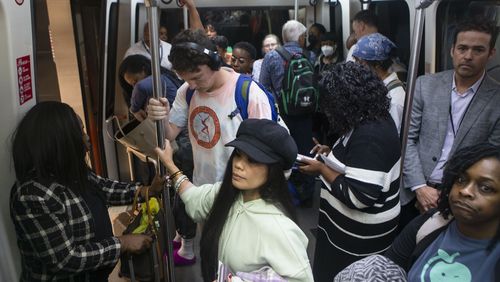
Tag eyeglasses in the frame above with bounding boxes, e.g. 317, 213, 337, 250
231, 56, 251, 65
263, 43, 278, 48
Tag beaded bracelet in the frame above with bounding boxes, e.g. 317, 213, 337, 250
170, 170, 183, 179
174, 175, 189, 193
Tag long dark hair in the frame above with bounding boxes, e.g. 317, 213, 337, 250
319, 62, 390, 136
12, 102, 89, 192
438, 143, 500, 251
199, 153, 297, 281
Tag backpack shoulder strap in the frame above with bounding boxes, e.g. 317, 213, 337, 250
302, 49, 311, 59
275, 46, 292, 62
185, 88, 195, 107
416, 212, 453, 245
409, 211, 452, 269
387, 79, 405, 92
235, 74, 278, 122
235, 75, 252, 120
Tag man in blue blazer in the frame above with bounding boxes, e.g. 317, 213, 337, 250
401, 18, 499, 226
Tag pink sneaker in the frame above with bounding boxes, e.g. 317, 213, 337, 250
173, 249, 196, 266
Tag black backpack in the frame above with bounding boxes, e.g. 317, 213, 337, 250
275, 47, 319, 116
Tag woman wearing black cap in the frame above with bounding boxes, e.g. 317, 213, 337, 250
155, 119, 314, 282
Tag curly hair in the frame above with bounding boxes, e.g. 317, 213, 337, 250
169, 29, 218, 72
211, 35, 228, 50
233, 41, 257, 60
318, 61, 390, 136
437, 143, 500, 251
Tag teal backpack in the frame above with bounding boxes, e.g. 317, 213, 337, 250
275, 47, 319, 116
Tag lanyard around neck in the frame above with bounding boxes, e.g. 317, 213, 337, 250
142, 40, 163, 62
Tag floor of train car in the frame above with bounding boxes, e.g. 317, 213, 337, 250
108, 180, 321, 282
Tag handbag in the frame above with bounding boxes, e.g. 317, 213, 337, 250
112, 116, 158, 158
118, 188, 167, 282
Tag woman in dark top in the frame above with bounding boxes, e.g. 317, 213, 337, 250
10, 102, 162, 281
385, 143, 500, 281
298, 62, 401, 280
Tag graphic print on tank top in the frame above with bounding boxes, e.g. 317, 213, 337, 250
189, 106, 221, 149
420, 249, 472, 282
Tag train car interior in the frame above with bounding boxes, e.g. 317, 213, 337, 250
0, 0, 498, 280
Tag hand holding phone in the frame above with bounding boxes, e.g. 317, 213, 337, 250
296, 154, 315, 164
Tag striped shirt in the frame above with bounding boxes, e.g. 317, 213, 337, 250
315, 118, 401, 278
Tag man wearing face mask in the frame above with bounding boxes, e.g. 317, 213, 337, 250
314, 32, 339, 77
307, 23, 326, 57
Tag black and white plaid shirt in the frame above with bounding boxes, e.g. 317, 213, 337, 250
10, 171, 140, 281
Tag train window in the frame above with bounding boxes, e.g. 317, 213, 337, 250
436, 0, 500, 73
157, 6, 306, 59
329, 2, 343, 59
369, 0, 411, 70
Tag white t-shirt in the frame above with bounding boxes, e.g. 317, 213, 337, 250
169, 68, 273, 185
345, 44, 356, 62
252, 59, 263, 83
124, 40, 172, 70
383, 72, 406, 133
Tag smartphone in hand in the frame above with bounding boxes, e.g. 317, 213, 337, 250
296, 154, 315, 163
293, 154, 316, 170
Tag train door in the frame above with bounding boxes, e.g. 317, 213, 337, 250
369, 0, 412, 71
99, 0, 146, 182
0, 0, 36, 280
328, 0, 360, 59
327, 1, 344, 59
337, 0, 432, 77
99, 0, 130, 181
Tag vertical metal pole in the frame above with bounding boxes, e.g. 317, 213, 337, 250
183, 7, 189, 30
144, 2, 175, 282
294, 0, 298, 20
399, 0, 436, 188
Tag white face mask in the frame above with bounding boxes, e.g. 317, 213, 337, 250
321, 45, 335, 57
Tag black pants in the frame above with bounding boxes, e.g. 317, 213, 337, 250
172, 129, 197, 239
283, 114, 316, 202
173, 193, 197, 239
397, 198, 420, 234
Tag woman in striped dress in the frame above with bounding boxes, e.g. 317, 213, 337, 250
298, 62, 401, 280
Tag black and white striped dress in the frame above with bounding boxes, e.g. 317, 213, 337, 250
313, 119, 401, 281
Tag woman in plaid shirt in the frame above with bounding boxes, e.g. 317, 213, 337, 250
10, 102, 161, 281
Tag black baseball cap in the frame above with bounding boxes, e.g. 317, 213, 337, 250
225, 119, 298, 169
